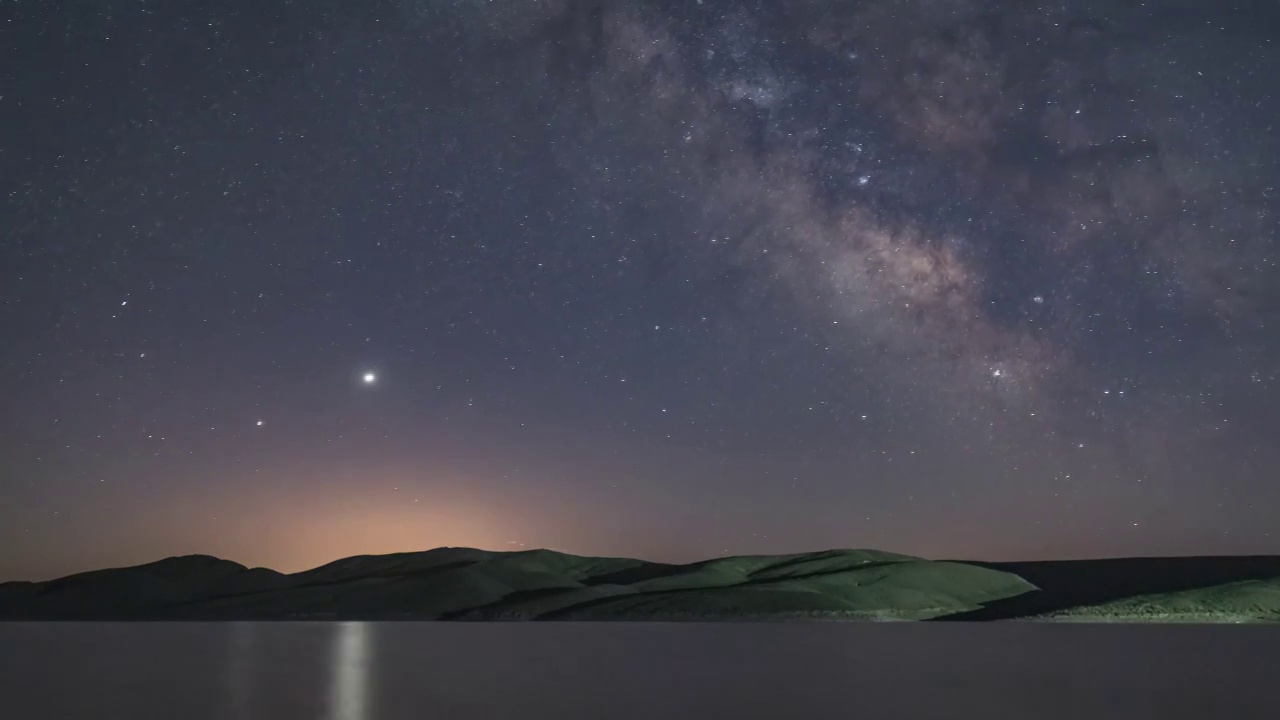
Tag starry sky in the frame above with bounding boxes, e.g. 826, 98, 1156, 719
2, 0, 1278, 581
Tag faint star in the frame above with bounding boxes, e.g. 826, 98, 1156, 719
256, 420, 263, 426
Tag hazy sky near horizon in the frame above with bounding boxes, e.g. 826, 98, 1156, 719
3, 0, 1278, 581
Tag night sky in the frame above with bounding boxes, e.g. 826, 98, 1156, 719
3, 0, 1278, 582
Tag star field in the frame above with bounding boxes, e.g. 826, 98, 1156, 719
1, 0, 1278, 580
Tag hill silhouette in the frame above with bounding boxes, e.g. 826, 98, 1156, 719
2, 549, 1278, 622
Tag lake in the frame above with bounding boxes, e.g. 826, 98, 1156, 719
1, 622, 1276, 719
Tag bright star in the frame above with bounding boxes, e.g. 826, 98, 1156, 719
362, 372, 377, 384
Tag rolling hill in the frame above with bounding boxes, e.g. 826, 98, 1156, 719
2, 549, 1278, 622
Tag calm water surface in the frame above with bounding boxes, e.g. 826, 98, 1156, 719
1, 622, 1276, 719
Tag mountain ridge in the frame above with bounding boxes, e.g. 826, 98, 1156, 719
3, 548, 1279, 622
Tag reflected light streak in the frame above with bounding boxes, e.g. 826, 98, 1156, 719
328, 621, 372, 720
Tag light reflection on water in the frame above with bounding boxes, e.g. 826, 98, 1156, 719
2, 622, 1278, 720
329, 622, 371, 720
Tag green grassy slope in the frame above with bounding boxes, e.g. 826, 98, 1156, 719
548, 557, 1035, 621
935, 556, 1280, 622
0, 548, 1034, 620
175, 548, 660, 619
1043, 576, 1280, 623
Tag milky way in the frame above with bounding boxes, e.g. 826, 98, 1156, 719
474, 1, 1280, 451
2, 0, 1277, 579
